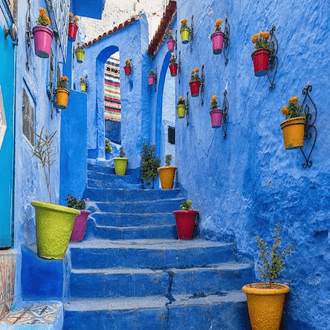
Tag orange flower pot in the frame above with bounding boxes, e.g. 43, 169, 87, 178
280, 117, 305, 150
242, 283, 290, 330
158, 166, 177, 189
55, 88, 70, 109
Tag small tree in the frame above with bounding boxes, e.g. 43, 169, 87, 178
165, 154, 172, 166
140, 143, 160, 185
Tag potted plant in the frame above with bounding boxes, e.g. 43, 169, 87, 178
169, 54, 178, 77
242, 223, 294, 330
124, 59, 132, 75
105, 138, 113, 160
210, 95, 222, 128
251, 30, 271, 77
113, 147, 128, 175
173, 200, 198, 240
148, 69, 156, 86
66, 194, 90, 242
189, 68, 201, 97
280, 96, 306, 150
76, 42, 85, 63
140, 143, 160, 189
68, 13, 79, 42
211, 19, 224, 55
80, 77, 87, 92
32, 8, 53, 58
177, 96, 186, 119
55, 76, 70, 109
158, 154, 177, 190
167, 30, 175, 52
31, 127, 80, 259
180, 18, 190, 44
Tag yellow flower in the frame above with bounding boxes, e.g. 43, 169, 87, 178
39, 8, 46, 15
281, 106, 289, 116
195, 67, 199, 72
263, 31, 270, 39
252, 34, 259, 43
60, 76, 65, 81
63, 76, 68, 82
215, 19, 222, 27
45, 17, 50, 26
191, 70, 195, 75
69, 12, 74, 17
211, 95, 217, 100
75, 16, 79, 22
259, 30, 263, 36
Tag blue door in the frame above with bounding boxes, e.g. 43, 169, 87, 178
0, 3, 15, 247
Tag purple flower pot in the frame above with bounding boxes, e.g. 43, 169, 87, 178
210, 109, 223, 127
167, 39, 175, 52
70, 210, 90, 242
211, 32, 224, 55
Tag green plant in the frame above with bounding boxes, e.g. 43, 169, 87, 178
177, 96, 186, 106
180, 18, 188, 32
105, 138, 113, 154
76, 42, 85, 54
170, 54, 176, 63
181, 200, 192, 210
149, 69, 155, 76
210, 95, 218, 111
140, 143, 160, 184
281, 96, 306, 120
37, 8, 50, 27
65, 194, 86, 210
190, 68, 200, 81
31, 127, 57, 203
252, 31, 272, 50
165, 154, 172, 166
57, 76, 69, 89
119, 147, 126, 158
256, 223, 294, 288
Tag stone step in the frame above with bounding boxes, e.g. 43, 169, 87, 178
63, 291, 251, 330
69, 263, 253, 299
84, 188, 182, 202
69, 239, 234, 270
95, 224, 178, 240
88, 178, 142, 189
87, 170, 141, 184
94, 198, 185, 213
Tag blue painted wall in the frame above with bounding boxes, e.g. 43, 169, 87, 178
150, 0, 330, 328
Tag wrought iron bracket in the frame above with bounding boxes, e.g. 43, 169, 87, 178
190, 15, 194, 52
299, 83, 317, 169
200, 64, 205, 106
221, 87, 229, 139
223, 18, 230, 65
175, 30, 177, 52
186, 91, 190, 126
178, 51, 182, 83
26, 0, 32, 71
266, 25, 278, 91
154, 68, 157, 92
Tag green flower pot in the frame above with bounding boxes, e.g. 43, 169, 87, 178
76, 50, 84, 63
181, 26, 190, 44
177, 104, 185, 118
31, 201, 80, 260
113, 157, 128, 175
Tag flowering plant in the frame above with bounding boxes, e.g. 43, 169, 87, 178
69, 12, 79, 24
149, 69, 155, 76
180, 18, 188, 32
125, 59, 132, 67
76, 42, 85, 54
170, 54, 176, 64
37, 8, 50, 27
57, 76, 69, 89
177, 96, 186, 106
181, 200, 192, 210
251, 31, 271, 50
168, 30, 173, 40
214, 19, 222, 32
281, 96, 305, 120
105, 138, 113, 154
210, 95, 218, 110
190, 67, 200, 81
80, 77, 85, 82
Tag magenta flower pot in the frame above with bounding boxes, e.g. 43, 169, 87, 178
167, 39, 175, 52
70, 210, 90, 242
211, 32, 224, 55
148, 75, 155, 86
210, 109, 223, 127
68, 22, 78, 42
32, 26, 53, 58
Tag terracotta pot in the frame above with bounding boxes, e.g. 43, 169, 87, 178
211, 31, 224, 55
68, 22, 78, 41
252, 47, 270, 77
189, 80, 201, 97
70, 210, 90, 242
280, 117, 306, 150
158, 166, 177, 189
242, 283, 290, 330
173, 210, 198, 240
210, 109, 223, 127
124, 65, 131, 75
55, 88, 70, 109
32, 26, 53, 58
169, 62, 178, 77
167, 39, 175, 52
177, 104, 185, 118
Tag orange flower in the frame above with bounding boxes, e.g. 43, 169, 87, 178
169, 30, 173, 34
62, 76, 68, 82
215, 19, 222, 27
60, 76, 65, 81
195, 67, 199, 72
77, 41, 80, 46
69, 12, 74, 17
263, 31, 270, 39
289, 96, 299, 103
252, 34, 259, 43
281, 106, 289, 116
45, 17, 50, 25
259, 30, 263, 36
191, 70, 195, 75
39, 8, 46, 16
75, 16, 79, 22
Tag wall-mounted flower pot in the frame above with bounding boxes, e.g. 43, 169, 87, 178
169, 62, 178, 77
211, 31, 224, 55
181, 26, 190, 44
68, 22, 78, 41
242, 283, 290, 330
173, 210, 198, 240
80, 81, 87, 92
280, 117, 305, 150
210, 109, 223, 127
76, 50, 84, 63
31, 201, 80, 259
124, 65, 131, 75
70, 210, 90, 242
189, 80, 200, 97
113, 157, 128, 175
252, 48, 270, 77
148, 75, 155, 86
55, 88, 70, 109
158, 166, 177, 189
32, 26, 53, 58
167, 39, 175, 52
177, 104, 185, 118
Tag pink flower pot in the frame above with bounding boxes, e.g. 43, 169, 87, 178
70, 210, 90, 242
173, 210, 198, 240
252, 48, 270, 77
148, 75, 155, 86
68, 22, 78, 42
167, 39, 175, 52
211, 32, 224, 55
32, 26, 53, 58
210, 109, 223, 127
189, 80, 201, 97
169, 62, 178, 77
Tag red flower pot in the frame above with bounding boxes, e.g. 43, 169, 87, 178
211, 32, 224, 55
189, 80, 201, 97
70, 210, 90, 242
210, 109, 223, 127
169, 62, 177, 77
167, 39, 175, 52
173, 210, 198, 240
251, 48, 270, 77
68, 22, 78, 42
124, 65, 131, 75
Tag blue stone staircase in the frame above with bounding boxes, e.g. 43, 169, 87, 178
63, 162, 253, 329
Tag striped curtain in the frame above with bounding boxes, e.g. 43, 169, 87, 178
104, 56, 121, 121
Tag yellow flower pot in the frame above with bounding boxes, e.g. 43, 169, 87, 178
55, 88, 70, 109
242, 283, 290, 330
80, 81, 87, 92
177, 104, 185, 118
113, 157, 128, 175
180, 26, 190, 44
280, 117, 305, 150
158, 166, 177, 189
